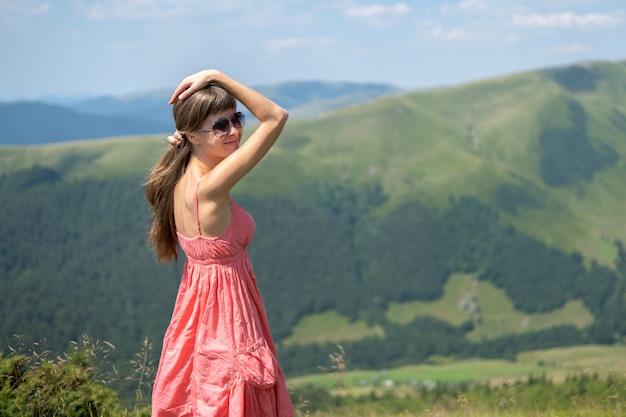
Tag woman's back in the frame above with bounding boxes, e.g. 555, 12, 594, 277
174, 172, 233, 240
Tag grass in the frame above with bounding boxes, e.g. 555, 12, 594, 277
283, 310, 384, 346
289, 344, 626, 417
295, 404, 623, 417
289, 358, 541, 392
516, 344, 626, 381
386, 273, 478, 326
0, 135, 164, 179
386, 273, 592, 341
288, 344, 626, 392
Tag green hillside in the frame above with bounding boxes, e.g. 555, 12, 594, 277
1, 60, 625, 376
256, 60, 626, 266
0, 135, 162, 179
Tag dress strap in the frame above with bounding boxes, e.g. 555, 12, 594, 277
194, 178, 202, 236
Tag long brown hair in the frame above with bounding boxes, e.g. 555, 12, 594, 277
144, 85, 236, 262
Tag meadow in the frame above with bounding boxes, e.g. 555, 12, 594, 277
288, 344, 626, 416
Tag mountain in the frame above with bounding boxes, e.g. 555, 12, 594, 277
0, 59, 625, 376
254, 80, 402, 117
67, 81, 401, 120
0, 81, 400, 145
0, 101, 173, 145
66, 89, 172, 124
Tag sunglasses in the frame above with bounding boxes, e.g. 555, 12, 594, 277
196, 112, 245, 137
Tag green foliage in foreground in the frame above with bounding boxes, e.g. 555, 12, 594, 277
2, 336, 625, 417
0, 335, 152, 417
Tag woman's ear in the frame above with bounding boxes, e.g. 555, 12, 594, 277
186, 133, 201, 145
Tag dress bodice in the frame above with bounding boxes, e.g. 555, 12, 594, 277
176, 198, 255, 265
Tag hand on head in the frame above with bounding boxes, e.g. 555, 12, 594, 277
168, 70, 224, 104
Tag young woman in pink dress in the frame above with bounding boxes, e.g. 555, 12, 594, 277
145, 70, 293, 416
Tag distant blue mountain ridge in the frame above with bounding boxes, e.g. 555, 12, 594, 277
0, 81, 401, 145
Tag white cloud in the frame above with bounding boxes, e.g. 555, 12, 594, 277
0, 1, 51, 17
549, 42, 592, 54
345, 2, 411, 19
512, 11, 623, 29
266, 37, 333, 52
459, 0, 487, 12
441, 0, 487, 15
429, 26, 472, 41
83, 0, 218, 20
26, 2, 50, 15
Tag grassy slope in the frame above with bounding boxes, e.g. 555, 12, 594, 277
282, 311, 384, 346
0, 135, 164, 180
274, 65, 626, 266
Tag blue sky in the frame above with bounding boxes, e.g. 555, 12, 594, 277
1, 0, 624, 101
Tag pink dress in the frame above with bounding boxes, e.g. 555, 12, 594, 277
152, 182, 293, 417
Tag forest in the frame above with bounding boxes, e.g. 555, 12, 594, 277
1, 165, 624, 377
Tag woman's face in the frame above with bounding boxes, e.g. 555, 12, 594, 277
191, 109, 244, 160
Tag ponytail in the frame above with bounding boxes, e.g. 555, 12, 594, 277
145, 141, 192, 262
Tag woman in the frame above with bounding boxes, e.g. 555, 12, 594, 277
145, 70, 293, 416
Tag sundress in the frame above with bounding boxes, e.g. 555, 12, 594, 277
151, 179, 293, 416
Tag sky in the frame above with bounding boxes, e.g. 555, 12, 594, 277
0, 0, 624, 101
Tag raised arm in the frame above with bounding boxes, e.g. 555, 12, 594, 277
174, 70, 289, 197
